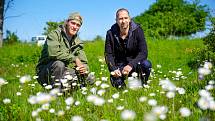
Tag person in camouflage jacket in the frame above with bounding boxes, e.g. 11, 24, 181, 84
36, 12, 93, 88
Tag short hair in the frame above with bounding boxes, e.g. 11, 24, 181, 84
116, 8, 130, 19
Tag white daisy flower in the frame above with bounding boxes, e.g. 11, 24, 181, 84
121, 109, 136, 120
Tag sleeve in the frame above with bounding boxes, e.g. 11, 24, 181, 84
128, 27, 148, 68
73, 37, 89, 70
47, 31, 76, 63
104, 31, 118, 72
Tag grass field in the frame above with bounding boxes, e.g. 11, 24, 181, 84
0, 39, 214, 121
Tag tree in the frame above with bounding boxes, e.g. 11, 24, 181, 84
0, 0, 5, 47
0, 0, 15, 47
133, 0, 209, 39
43, 21, 64, 35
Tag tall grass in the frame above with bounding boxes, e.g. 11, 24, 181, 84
0, 39, 214, 121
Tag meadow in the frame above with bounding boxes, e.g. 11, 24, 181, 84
0, 39, 214, 121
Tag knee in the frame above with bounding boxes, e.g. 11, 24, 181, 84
110, 76, 126, 88
140, 60, 152, 69
52, 61, 65, 70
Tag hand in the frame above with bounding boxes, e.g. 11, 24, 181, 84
77, 65, 86, 75
75, 58, 87, 75
111, 69, 122, 77
122, 65, 132, 75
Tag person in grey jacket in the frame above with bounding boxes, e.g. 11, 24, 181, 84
36, 12, 93, 89
105, 8, 152, 89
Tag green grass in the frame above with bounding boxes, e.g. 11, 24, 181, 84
0, 39, 214, 121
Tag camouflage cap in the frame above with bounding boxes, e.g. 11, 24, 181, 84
68, 12, 83, 25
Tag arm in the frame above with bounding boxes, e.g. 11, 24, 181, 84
104, 31, 118, 72
128, 27, 148, 68
73, 37, 89, 74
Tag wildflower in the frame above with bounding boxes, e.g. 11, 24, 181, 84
179, 107, 191, 117
157, 65, 162, 68
64, 74, 73, 80
139, 96, 147, 102
144, 113, 157, 121
90, 87, 97, 94
16, 92, 22, 96
87, 95, 97, 102
209, 101, 215, 110
197, 97, 210, 110
166, 91, 175, 98
101, 77, 108, 81
159, 79, 176, 91
208, 80, 215, 85
112, 93, 120, 99
149, 93, 156, 97
3, 98, 11, 104
198, 68, 211, 76
203, 62, 213, 69
152, 106, 168, 119
148, 99, 157, 106
41, 103, 50, 110
71, 115, 84, 121
33, 76, 38, 79
49, 108, 55, 113
57, 110, 65, 116
128, 77, 142, 89
116, 106, 124, 110
198, 89, 211, 98
32, 110, 38, 117
0, 78, 8, 86
131, 72, 138, 77
107, 99, 113, 103
176, 87, 185, 94
19, 75, 31, 84
205, 85, 214, 90
45, 85, 52, 90
121, 109, 136, 120
50, 88, 60, 96
65, 97, 74, 106
28, 93, 56, 105
95, 81, 102, 86
97, 89, 106, 96
75, 101, 80, 106
123, 90, 128, 94
66, 106, 71, 110
100, 83, 110, 89
94, 97, 105, 106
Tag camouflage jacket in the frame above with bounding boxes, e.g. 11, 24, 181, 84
36, 25, 88, 72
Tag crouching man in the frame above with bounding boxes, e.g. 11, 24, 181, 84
105, 8, 152, 89
36, 12, 94, 90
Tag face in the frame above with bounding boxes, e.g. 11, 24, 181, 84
66, 20, 81, 36
116, 10, 130, 31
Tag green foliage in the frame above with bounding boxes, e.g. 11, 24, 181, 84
4, 30, 20, 44
203, 17, 215, 52
188, 17, 215, 81
133, 0, 209, 38
1, 39, 215, 121
43, 21, 64, 35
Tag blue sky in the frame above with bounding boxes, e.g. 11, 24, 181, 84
3, 0, 215, 41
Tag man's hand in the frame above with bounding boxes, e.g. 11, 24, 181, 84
122, 65, 132, 75
111, 69, 122, 77
75, 58, 87, 75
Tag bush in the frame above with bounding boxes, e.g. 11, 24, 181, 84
188, 17, 215, 80
4, 30, 20, 45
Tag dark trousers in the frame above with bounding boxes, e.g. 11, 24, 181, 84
37, 61, 67, 87
110, 60, 152, 88
37, 60, 92, 89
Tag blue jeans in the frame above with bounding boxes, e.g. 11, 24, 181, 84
110, 60, 152, 88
